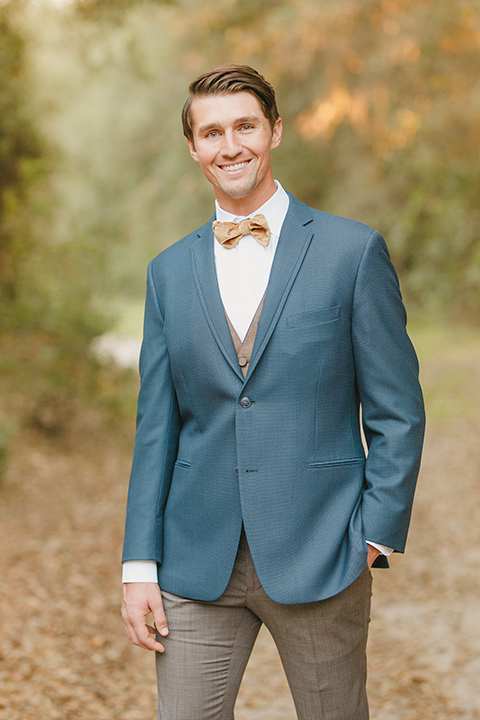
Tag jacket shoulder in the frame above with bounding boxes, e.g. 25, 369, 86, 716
288, 194, 378, 247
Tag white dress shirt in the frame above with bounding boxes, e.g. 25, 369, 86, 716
122, 182, 391, 583
213, 181, 289, 340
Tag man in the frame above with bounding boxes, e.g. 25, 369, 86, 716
121, 64, 425, 719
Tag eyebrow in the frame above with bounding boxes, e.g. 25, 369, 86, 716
196, 115, 261, 135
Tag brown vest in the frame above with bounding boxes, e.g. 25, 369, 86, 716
224, 297, 264, 378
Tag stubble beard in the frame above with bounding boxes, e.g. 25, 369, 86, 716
216, 169, 259, 200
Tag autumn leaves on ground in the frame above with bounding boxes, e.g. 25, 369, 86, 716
1, 324, 480, 720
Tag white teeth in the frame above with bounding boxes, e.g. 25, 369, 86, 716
221, 162, 249, 172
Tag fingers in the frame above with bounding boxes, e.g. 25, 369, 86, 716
122, 582, 169, 652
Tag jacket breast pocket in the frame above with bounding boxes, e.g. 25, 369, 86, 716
286, 305, 341, 329
174, 459, 192, 469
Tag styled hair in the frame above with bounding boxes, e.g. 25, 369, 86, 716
182, 64, 279, 143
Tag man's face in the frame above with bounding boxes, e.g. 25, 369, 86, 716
187, 91, 282, 213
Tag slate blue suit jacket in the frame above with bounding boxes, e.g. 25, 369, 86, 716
122, 194, 425, 604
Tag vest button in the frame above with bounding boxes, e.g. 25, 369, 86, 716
238, 356, 248, 367
240, 397, 252, 408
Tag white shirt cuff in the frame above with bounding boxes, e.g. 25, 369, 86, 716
366, 541, 394, 556
122, 560, 158, 583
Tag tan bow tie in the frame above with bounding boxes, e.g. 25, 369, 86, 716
212, 214, 271, 249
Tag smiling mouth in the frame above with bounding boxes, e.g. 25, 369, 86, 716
219, 161, 250, 172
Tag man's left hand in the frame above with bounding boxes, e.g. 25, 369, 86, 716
367, 544, 381, 569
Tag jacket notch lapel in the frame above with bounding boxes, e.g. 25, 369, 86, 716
246, 197, 314, 380
191, 223, 244, 381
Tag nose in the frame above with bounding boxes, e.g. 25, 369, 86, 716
220, 130, 242, 158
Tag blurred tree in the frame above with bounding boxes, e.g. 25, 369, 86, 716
0, 1, 120, 438
0, 3, 42, 308
75, 0, 177, 17
15, 0, 480, 326
177, 0, 480, 319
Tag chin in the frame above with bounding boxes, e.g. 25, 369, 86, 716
218, 178, 258, 200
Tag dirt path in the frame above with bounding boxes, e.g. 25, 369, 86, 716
1, 332, 480, 719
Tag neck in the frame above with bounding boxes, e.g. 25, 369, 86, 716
215, 178, 277, 216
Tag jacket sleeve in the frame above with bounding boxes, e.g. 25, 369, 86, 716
122, 260, 181, 563
352, 231, 425, 552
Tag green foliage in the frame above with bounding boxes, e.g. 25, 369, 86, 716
75, 0, 176, 22
409, 322, 480, 422
0, 416, 15, 481
1, 0, 479, 447
17, 0, 478, 322
0, 3, 121, 437
0, 4, 43, 305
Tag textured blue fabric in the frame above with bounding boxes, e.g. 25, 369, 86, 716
122, 194, 425, 604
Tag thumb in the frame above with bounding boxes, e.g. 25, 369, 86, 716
151, 592, 169, 637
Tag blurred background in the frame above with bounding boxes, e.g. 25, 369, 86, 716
1, 0, 480, 718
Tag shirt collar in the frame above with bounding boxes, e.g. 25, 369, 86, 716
214, 181, 289, 239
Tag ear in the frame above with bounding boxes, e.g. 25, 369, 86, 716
187, 138, 199, 163
270, 117, 283, 150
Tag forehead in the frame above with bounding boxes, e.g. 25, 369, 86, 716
189, 91, 267, 132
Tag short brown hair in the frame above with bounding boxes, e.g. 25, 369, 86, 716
182, 64, 279, 143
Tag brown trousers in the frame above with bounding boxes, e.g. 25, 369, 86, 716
156, 530, 372, 720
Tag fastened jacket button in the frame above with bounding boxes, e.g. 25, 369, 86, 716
240, 396, 252, 408
238, 356, 248, 367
